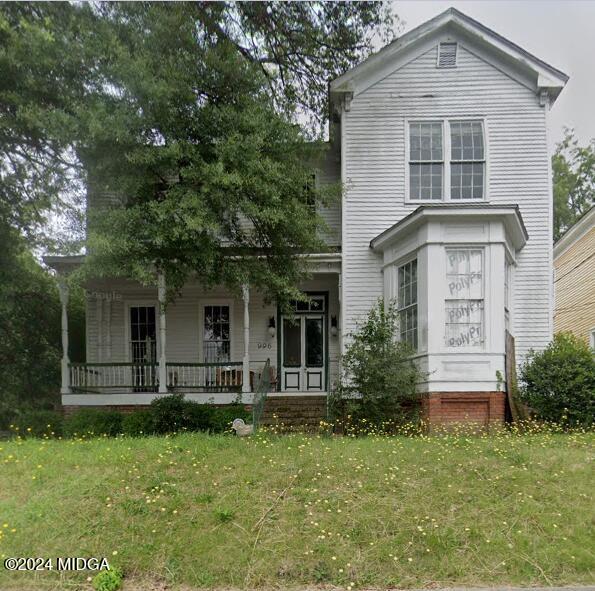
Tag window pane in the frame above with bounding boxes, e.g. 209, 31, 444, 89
410, 163, 443, 200
397, 260, 418, 349
204, 305, 231, 362
130, 306, 157, 362
450, 121, 484, 161
445, 250, 484, 348
445, 300, 483, 347
450, 162, 484, 199
446, 249, 483, 299
305, 318, 323, 367
410, 122, 442, 161
283, 318, 301, 367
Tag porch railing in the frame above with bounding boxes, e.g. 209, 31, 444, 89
69, 360, 275, 394
70, 362, 157, 391
166, 362, 242, 392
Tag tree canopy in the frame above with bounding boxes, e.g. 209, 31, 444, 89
552, 129, 595, 241
0, 1, 396, 301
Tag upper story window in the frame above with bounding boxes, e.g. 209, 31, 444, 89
408, 119, 485, 202
409, 122, 443, 201
450, 121, 485, 200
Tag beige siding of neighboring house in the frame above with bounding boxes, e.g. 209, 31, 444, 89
554, 226, 595, 344
341, 41, 552, 362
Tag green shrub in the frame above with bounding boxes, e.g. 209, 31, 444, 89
184, 401, 214, 432
208, 404, 250, 433
63, 408, 123, 437
519, 332, 595, 426
92, 567, 123, 591
329, 300, 424, 430
150, 393, 191, 433
121, 410, 155, 436
149, 394, 248, 434
11, 410, 63, 438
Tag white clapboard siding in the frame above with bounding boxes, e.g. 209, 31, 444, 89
316, 145, 342, 246
341, 43, 551, 362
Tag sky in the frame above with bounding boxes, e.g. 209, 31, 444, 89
391, 0, 595, 152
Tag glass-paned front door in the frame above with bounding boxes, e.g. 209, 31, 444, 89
281, 313, 325, 391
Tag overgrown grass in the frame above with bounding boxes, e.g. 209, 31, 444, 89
1, 429, 593, 590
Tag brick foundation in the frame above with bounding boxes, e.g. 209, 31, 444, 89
62, 405, 152, 416
62, 403, 251, 416
421, 391, 505, 430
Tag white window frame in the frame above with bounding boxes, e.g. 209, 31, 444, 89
396, 257, 418, 349
407, 120, 445, 202
443, 247, 485, 350
405, 117, 488, 203
198, 299, 235, 363
590, 328, 595, 351
124, 301, 160, 362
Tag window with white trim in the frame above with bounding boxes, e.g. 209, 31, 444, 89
445, 249, 484, 347
397, 259, 418, 348
409, 122, 443, 201
408, 119, 485, 201
450, 121, 485, 199
203, 305, 231, 362
590, 329, 595, 351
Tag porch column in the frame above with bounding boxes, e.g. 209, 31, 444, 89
242, 284, 250, 395
157, 272, 168, 394
58, 278, 71, 394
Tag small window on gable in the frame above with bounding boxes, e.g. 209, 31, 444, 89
438, 42, 457, 68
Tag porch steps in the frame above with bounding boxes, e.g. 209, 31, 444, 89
260, 395, 327, 429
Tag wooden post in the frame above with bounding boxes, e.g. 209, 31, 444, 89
242, 284, 250, 396
58, 279, 71, 394
158, 273, 167, 394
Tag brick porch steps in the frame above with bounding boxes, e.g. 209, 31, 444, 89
260, 395, 327, 428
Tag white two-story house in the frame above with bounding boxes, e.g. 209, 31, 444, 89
46, 8, 568, 427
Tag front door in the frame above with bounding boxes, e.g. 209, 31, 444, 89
281, 296, 326, 391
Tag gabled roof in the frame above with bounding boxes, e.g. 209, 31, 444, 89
330, 7, 568, 104
554, 205, 595, 259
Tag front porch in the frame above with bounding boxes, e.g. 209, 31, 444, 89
47, 255, 341, 407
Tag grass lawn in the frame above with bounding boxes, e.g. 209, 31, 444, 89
0, 429, 593, 590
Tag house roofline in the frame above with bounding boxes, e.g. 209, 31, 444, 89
553, 205, 595, 260
330, 7, 568, 103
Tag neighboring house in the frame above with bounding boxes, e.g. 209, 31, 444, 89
45, 8, 568, 427
553, 206, 595, 348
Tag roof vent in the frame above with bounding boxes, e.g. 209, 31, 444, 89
437, 42, 457, 68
